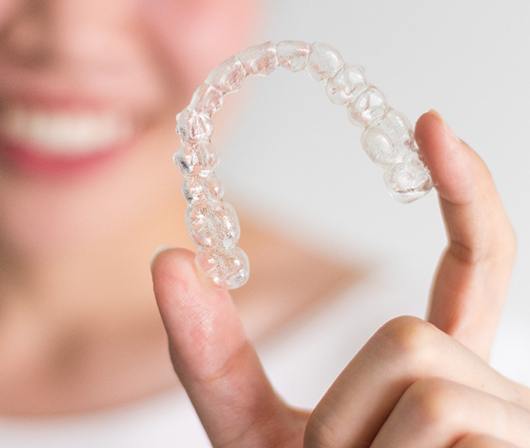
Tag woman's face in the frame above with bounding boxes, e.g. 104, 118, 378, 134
0, 0, 256, 260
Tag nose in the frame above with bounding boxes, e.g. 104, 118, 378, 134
0, 0, 134, 70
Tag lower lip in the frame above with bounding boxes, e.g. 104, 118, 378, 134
0, 136, 134, 178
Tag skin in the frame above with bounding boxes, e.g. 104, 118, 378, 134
152, 111, 530, 447
0, 0, 361, 415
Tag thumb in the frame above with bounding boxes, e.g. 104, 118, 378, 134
150, 248, 303, 447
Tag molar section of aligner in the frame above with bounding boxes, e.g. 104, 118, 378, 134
361, 108, 416, 167
195, 245, 250, 289
383, 152, 433, 203
326, 64, 367, 105
185, 199, 241, 250
347, 85, 388, 127
358, 104, 433, 202
206, 55, 248, 95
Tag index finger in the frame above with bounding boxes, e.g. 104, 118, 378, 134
415, 110, 517, 359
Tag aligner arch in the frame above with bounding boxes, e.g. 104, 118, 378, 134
174, 40, 433, 289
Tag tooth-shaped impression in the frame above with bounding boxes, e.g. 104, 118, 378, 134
190, 84, 224, 117
173, 40, 434, 290
384, 153, 433, 203
173, 142, 218, 178
361, 108, 414, 166
276, 40, 311, 72
182, 172, 224, 204
348, 85, 388, 126
185, 200, 240, 249
195, 245, 250, 290
306, 42, 344, 81
326, 65, 366, 105
206, 56, 247, 95
238, 41, 278, 76
176, 108, 213, 143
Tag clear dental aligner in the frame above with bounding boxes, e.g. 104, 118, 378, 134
174, 40, 433, 290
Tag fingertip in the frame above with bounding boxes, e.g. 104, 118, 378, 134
151, 247, 238, 373
415, 109, 458, 163
151, 248, 192, 326
151, 246, 229, 328
151, 247, 196, 297
415, 110, 474, 204
151, 245, 226, 292
150, 247, 256, 392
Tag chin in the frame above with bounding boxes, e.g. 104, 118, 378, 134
0, 140, 180, 262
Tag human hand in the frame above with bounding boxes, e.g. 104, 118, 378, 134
151, 110, 530, 447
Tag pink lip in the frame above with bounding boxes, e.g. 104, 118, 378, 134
0, 135, 134, 178
0, 90, 141, 178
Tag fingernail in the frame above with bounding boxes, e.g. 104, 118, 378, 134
150, 244, 172, 269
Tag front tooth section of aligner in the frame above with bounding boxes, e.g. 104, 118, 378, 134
238, 41, 278, 76
306, 42, 345, 81
276, 40, 311, 72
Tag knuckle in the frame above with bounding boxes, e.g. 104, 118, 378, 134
448, 239, 485, 265
401, 378, 462, 427
452, 434, 503, 448
373, 316, 436, 371
448, 215, 518, 268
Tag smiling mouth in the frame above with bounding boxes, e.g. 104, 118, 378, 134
0, 101, 138, 176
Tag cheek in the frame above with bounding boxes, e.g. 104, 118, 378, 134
141, 0, 259, 88
0, 1, 18, 22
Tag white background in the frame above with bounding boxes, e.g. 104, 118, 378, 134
219, 0, 530, 381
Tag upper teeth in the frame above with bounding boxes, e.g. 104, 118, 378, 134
0, 105, 133, 155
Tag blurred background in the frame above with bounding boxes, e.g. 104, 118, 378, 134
1, 0, 529, 446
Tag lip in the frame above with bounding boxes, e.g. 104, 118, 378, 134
0, 134, 135, 177
0, 93, 141, 178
